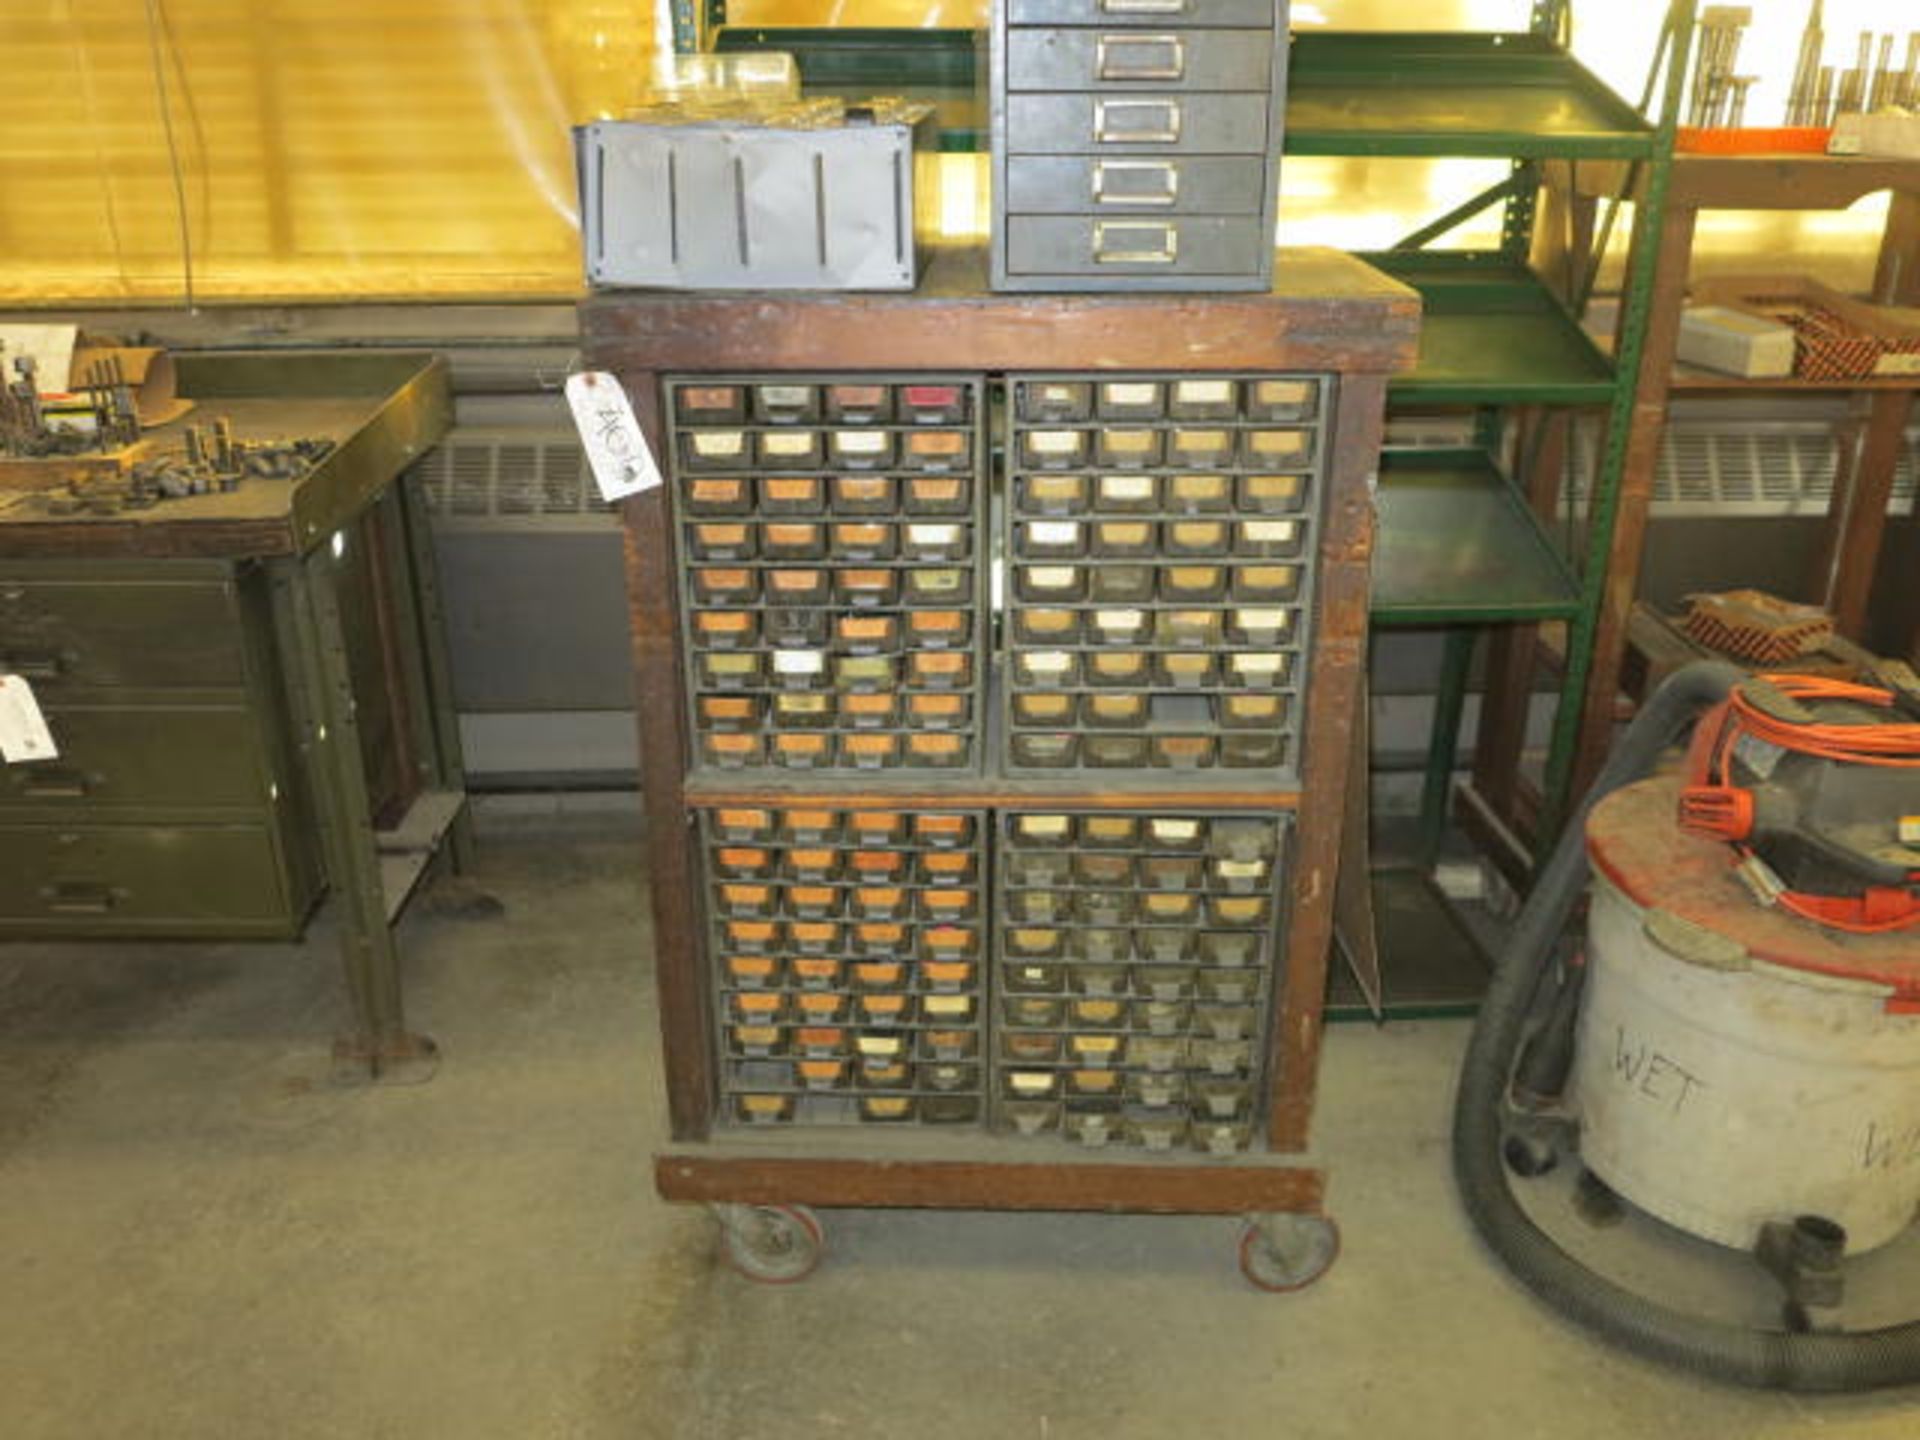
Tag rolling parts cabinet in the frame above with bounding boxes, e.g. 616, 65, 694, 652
990, 0, 1290, 292
584, 248, 1418, 1284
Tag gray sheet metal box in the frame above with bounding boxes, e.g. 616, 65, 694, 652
578, 100, 941, 291
990, 0, 1290, 293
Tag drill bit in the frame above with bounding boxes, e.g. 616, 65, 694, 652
1727, 75, 1757, 129
1788, 0, 1824, 125
1873, 33, 1896, 110
108, 355, 139, 446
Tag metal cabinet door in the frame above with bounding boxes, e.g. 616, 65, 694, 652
1004, 28, 1275, 92
1003, 214, 1266, 277
1008, 0, 1278, 27
0, 577, 245, 694
1003, 155, 1267, 214
0, 705, 268, 812
0, 823, 292, 933
1002, 92, 1271, 154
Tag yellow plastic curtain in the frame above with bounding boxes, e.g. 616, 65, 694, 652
0, 0, 1889, 305
0, 0, 660, 304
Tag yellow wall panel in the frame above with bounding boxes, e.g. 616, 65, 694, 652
0, 0, 1893, 304
0, 0, 657, 302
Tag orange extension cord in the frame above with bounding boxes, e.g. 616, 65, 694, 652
1683, 674, 1920, 934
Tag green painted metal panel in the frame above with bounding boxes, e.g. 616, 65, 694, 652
1286, 32, 1658, 160
1370, 449, 1581, 625
1371, 251, 1617, 405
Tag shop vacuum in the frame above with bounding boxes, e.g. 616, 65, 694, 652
1454, 660, 1920, 1390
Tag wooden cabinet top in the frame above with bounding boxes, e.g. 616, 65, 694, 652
581, 246, 1421, 376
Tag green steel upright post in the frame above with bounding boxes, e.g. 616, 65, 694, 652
269, 544, 440, 1083
1417, 629, 1478, 868
1537, 0, 1696, 839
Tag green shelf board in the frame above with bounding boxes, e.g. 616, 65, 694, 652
1371, 448, 1581, 625
1370, 251, 1619, 405
1287, 32, 1659, 160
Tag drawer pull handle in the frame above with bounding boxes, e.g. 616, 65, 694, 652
19, 767, 88, 799
1096, 33, 1185, 81
1093, 159, 1179, 206
1101, 0, 1187, 11
2, 652, 63, 680
45, 882, 115, 915
1093, 221, 1179, 264
1093, 98, 1182, 145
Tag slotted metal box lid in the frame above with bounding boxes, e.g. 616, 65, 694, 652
576, 98, 940, 292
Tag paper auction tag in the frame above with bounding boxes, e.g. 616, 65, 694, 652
565, 370, 663, 503
0, 674, 57, 764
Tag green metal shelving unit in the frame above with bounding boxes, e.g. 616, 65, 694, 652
1323, 3, 1697, 1017
680, 1, 1698, 1017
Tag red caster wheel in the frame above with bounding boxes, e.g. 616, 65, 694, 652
1238, 1213, 1341, 1293
713, 1203, 826, 1284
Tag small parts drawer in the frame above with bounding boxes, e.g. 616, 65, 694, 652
1001, 372, 1329, 780
0, 577, 246, 693
1003, 215, 1265, 278
1003, 155, 1265, 215
992, 810, 1288, 1154
0, 705, 269, 811
1008, 0, 1276, 25
669, 375, 988, 777
0, 823, 295, 933
704, 806, 989, 1129
1003, 91, 1272, 154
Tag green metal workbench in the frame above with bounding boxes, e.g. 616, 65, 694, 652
0, 353, 469, 1078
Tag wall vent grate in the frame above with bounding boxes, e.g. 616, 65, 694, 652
412, 431, 610, 525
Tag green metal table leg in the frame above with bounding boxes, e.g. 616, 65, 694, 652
392, 472, 475, 870
1418, 629, 1476, 869
270, 548, 439, 1084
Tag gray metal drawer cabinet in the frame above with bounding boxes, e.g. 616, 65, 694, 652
990, 0, 1290, 291
1004, 28, 1276, 93
1003, 154, 1266, 214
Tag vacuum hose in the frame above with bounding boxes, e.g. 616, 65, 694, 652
1452, 661, 1920, 1390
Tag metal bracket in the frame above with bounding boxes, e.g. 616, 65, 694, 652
331, 1029, 442, 1087
1390, 173, 1527, 252
1755, 1216, 1849, 1332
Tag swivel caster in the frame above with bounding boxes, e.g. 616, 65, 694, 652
712, 1203, 826, 1284
1237, 1213, 1341, 1293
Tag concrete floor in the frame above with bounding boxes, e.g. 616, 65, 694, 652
3, 799, 1918, 1439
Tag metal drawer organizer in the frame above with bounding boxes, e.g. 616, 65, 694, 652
701, 805, 989, 1126
0, 559, 319, 939
993, 809, 1290, 1152
990, 0, 1291, 291
1002, 372, 1329, 781
666, 376, 989, 776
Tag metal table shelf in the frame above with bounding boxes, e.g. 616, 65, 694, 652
1370, 252, 1618, 406
1285, 32, 1658, 160
1371, 449, 1581, 626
